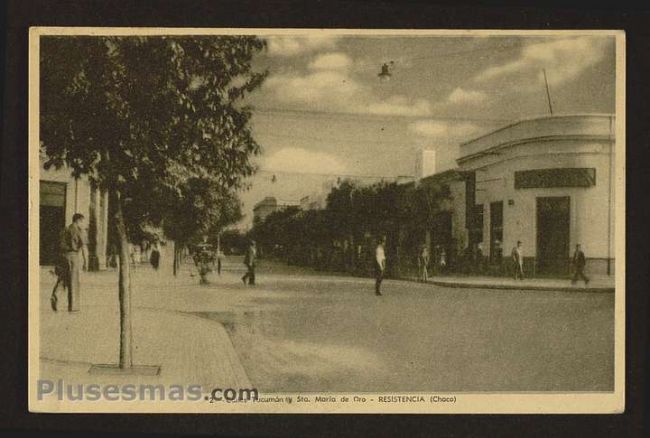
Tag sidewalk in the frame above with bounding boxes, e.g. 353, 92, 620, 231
417, 274, 615, 292
38, 266, 251, 389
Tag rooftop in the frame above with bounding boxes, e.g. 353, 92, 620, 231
458, 113, 615, 164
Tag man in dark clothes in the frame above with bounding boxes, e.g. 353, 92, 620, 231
242, 240, 257, 285
51, 213, 87, 312
571, 244, 590, 285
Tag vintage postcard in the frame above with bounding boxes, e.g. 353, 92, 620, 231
28, 27, 625, 413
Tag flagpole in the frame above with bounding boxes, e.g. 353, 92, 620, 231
542, 68, 553, 115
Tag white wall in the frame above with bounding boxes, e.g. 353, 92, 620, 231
464, 138, 614, 263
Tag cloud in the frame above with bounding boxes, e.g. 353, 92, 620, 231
264, 147, 347, 175
265, 70, 364, 108
264, 52, 432, 117
308, 52, 353, 71
266, 35, 341, 57
408, 120, 482, 141
366, 95, 432, 117
473, 36, 611, 89
446, 87, 487, 105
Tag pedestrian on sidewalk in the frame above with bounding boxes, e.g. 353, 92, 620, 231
375, 236, 386, 296
194, 236, 215, 284
418, 244, 429, 282
50, 213, 87, 312
438, 247, 447, 273
571, 244, 590, 285
511, 240, 524, 280
476, 242, 485, 274
242, 240, 257, 285
150, 236, 161, 270
129, 243, 140, 270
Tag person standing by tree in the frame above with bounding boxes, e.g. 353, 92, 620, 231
571, 244, 590, 285
51, 213, 87, 312
375, 236, 387, 296
511, 240, 524, 280
242, 240, 257, 285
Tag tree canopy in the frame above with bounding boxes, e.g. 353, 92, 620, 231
250, 178, 454, 273
39, 35, 267, 368
40, 35, 267, 235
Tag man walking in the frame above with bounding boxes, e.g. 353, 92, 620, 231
242, 240, 257, 286
571, 244, 590, 285
511, 240, 524, 280
51, 213, 87, 312
375, 236, 386, 296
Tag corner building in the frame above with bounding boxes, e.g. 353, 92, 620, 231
454, 114, 616, 277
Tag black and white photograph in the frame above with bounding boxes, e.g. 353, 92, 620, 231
28, 28, 625, 413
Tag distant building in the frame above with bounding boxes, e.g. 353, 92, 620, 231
252, 197, 299, 224
299, 179, 337, 211
415, 149, 437, 180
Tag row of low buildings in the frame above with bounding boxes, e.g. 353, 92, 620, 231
39, 113, 617, 278
252, 180, 339, 224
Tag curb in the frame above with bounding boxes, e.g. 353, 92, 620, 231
427, 280, 614, 293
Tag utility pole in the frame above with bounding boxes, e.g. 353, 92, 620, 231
542, 68, 553, 115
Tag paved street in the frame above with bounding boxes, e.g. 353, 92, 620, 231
40, 256, 614, 394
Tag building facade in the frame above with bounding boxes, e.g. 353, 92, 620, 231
453, 114, 616, 276
39, 157, 110, 270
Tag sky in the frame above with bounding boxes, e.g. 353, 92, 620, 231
234, 33, 616, 229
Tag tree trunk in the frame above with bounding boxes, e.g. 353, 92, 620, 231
111, 190, 133, 369
173, 243, 183, 277
173, 244, 179, 276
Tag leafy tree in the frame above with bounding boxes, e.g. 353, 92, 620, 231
40, 35, 267, 370
249, 206, 301, 258
219, 229, 248, 255
162, 177, 243, 275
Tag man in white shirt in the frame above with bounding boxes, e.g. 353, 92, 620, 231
511, 240, 524, 280
375, 236, 387, 296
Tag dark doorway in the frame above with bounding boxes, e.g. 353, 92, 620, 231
489, 201, 504, 263
536, 196, 570, 275
40, 181, 67, 265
